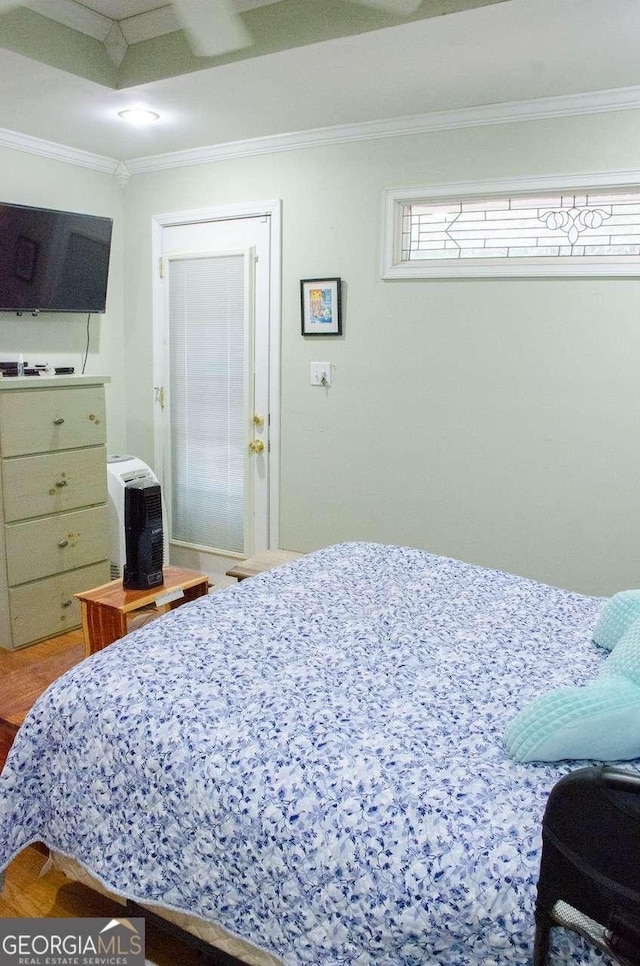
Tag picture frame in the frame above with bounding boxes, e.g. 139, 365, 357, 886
300, 277, 342, 336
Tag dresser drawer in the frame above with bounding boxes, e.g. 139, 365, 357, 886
2, 446, 106, 522
9, 560, 110, 648
0, 386, 106, 456
5, 504, 109, 585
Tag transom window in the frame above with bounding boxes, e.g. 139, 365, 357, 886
382, 177, 640, 279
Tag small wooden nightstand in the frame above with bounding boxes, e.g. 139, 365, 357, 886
75, 566, 209, 656
225, 549, 302, 582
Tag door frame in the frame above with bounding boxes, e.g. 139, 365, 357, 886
151, 199, 282, 554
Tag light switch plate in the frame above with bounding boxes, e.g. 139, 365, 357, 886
310, 362, 331, 386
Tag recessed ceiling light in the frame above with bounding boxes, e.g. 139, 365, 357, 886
118, 109, 160, 125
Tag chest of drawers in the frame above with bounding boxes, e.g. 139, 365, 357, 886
0, 376, 111, 649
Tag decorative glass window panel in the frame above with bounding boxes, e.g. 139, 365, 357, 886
382, 177, 640, 278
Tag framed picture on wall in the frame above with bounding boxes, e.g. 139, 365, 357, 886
300, 277, 342, 335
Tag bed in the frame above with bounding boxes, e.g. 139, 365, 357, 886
0, 542, 622, 963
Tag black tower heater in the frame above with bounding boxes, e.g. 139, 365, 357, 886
123, 478, 164, 590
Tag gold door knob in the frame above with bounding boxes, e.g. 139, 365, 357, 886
248, 439, 264, 454
253, 414, 264, 427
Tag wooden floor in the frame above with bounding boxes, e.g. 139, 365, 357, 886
0, 631, 218, 963
0, 628, 86, 770
2, 847, 208, 964
0, 613, 161, 769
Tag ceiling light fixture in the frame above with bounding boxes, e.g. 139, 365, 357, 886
118, 108, 160, 125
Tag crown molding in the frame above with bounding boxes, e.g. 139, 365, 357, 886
0, 125, 120, 175
25, 0, 112, 42
126, 84, 640, 174
3, 83, 640, 180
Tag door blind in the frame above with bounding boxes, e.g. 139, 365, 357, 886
168, 253, 246, 553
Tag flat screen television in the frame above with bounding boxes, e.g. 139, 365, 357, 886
0, 202, 113, 314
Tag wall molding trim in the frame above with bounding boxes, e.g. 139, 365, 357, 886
4, 83, 640, 178
126, 84, 640, 175
0, 126, 120, 174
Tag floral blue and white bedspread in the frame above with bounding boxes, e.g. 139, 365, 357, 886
0, 543, 618, 964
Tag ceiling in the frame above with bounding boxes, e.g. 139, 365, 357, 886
0, 0, 639, 164
19, 0, 310, 51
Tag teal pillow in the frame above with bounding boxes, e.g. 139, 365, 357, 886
601, 617, 640, 685
504, 618, 640, 762
503, 677, 640, 762
592, 590, 640, 651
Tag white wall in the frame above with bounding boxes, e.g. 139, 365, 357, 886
123, 109, 640, 595
0, 147, 127, 452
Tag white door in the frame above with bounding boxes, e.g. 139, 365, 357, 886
154, 210, 278, 562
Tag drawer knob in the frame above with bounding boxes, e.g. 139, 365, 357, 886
53, 417, 65, 425
55, 479, 68, 488
58, 539, 69, 548
61, 599, 73, 608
